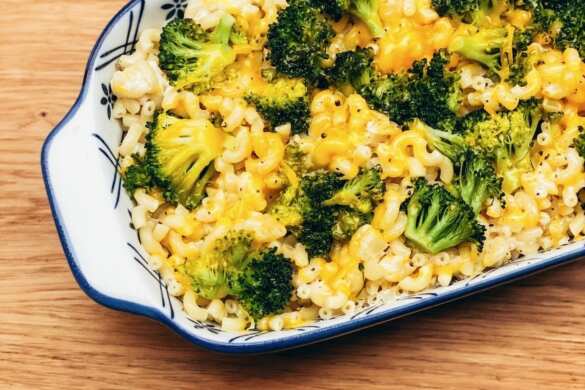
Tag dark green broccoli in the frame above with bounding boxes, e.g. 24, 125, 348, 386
449, 28, 509, 75
456, 150, 503, 215
270, 167, 386, 254
460, 99, 543, 193
368, 50, 463, 132
145, 112, 225, 209
301, 169, 346, 204
267, 144, 316, 231
403, 178, 486, 254
230, 248, 294, 320
572, 127, 585, 160
328, 47, 377, 93
267, 169, 340, 257
435, 1, 542, 83
527, 1, 585, 58
431, 0, 495, 25
297, 206, 338, 257
159, 15, 237, 91
313, 0, 385, 38
267, 170, 340, 257
323, 166, 385, 214
419, 122, 502, 214
312, 0, 347, 20
549, 2, 585, 58
183, 232, 294, 319
267, 0, 335, 86
245, 77, 310, 134
123, 155, 153, 196
296, 170, 345, 256
331, 49, 463, 131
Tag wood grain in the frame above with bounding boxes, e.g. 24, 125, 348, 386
1, 1, 585, 389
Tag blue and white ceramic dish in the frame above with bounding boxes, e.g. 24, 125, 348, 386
41, 0, 585, 354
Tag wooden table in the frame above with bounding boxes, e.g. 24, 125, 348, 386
2, 1, 585, 388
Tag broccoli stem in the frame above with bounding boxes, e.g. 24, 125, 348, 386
209, 14, 235, 45
448, 28, 508, 74
352, 1, 385, 38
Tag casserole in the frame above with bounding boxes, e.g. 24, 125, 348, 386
41, 0, 585, 353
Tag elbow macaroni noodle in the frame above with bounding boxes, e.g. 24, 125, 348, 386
109, 0, 585, 331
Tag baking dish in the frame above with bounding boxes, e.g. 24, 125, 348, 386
41, 0, 585, 353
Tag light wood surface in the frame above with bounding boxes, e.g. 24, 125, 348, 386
2, 1, 585, 389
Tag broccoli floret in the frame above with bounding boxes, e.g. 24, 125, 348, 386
456, 150, 503, 215
545, 2, 585, 58
297, 170, 345, 256
322, 166, 385, 241
146, 112, 225, 209
297, 206, 338, 257
461, 100, 543, 193
268, 171, 339, 257
284, 142, 309, 177
573, 128, 585, 160
159, 15, 237, 91
332, 208, 372, 241
403, 178, 486, 254
418, 122, 502, 214
449, 28, 508, 75
527, 1, 585, 58
418, 121, 469, 162
230, 248, 294, 320
184, 232, 294, 319
185, 231, 253, 300
301, 170, 346, 204
267, 0, 335, 86
269, 169, 344, 257
301, 168, 386, 248
331, 49, 463, 131
323, 166, 385, 214
245, 77, 310, 134
123, 155, 153, 196
268, 184, 307, 228
314, 0, 384, 38
431, 0, 495, 25
363, 50, 463, 131
271, 167, 385, 255
424, 100, 542, 197
449, 25, 540, 84
328, 47, 377, 93
312, 0, 347, 20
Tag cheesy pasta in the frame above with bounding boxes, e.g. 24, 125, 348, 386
110, 0, 585, 331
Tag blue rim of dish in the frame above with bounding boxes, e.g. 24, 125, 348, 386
40, 0, 585, 354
